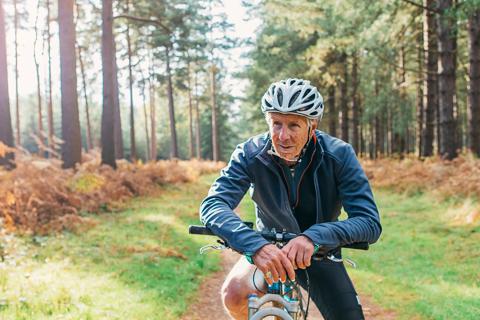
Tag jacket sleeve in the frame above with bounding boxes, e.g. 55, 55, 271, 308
200, 143, 270, 255
302, 144, 382, 249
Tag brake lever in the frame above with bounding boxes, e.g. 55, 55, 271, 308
199, 243, 227, 254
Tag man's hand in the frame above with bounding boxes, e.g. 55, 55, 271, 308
281, 235, 315, 270
252, 244, 296, 285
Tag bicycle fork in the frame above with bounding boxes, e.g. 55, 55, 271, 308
248, 293, 301, 320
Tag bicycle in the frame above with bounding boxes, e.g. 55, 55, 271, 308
189, 223, 368, 320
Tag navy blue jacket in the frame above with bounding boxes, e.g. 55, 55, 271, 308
200, 130, 382, 256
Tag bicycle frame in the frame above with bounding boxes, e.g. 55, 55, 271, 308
248, 280, 303, 320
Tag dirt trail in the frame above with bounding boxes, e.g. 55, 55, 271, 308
181, 251, 396, 320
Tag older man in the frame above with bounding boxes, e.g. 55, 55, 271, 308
200, 78, 382, 319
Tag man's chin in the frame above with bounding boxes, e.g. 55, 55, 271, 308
278, 153, 296, 161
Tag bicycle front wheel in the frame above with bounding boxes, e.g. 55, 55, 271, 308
249, 307, 294, 320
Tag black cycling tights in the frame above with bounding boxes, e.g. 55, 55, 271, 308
295, 258, 365, 320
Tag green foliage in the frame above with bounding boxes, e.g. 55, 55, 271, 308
69, 173, 105, 193
0, 175, 221, 319
239, 0, 473, 152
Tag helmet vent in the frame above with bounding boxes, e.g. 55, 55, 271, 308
303, 94, 315, 103
288, 90, 301, 107
271, 85, 276, 95
277, 89, 284, 106
300, 103, 314, 110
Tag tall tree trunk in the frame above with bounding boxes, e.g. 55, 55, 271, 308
369, 119, 375, 159
374, 116, 381, 158
387, 106, 392, 156
58, 0, 82, 169
398, 46, 407, 158
210, 64, 219, 161
148, 50, 157, 161
351, 53, 359, 152
77, 45, 93, 151
452, 18, 461, 152
101, 0, 116, 168
0, 0, 14, 168
141, 81, 150, 161
416, 78, 424, 157
187, 61, 194, 159
126, 0, 135, 161
14, 0, 20, 146
468, 9, 480, 156
149, 79, 156, 160
416, 19, 424, 158
46, 0, 54, 157
34, 0, 43, 154
327, 85, 336, 136
113, 40, 123, 159
374, 80, 382, 158
436, 86, 441, 153
422, 0, 437, 157
165, 44, 178, 158
194, 69, 201, 159
340, 53, 349, 143
436, 0, 458, 159
359, 98, 365, 156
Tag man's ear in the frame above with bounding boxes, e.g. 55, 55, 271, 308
311, 121, 318, 134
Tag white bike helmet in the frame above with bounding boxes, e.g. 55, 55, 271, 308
261, 78, 324, 120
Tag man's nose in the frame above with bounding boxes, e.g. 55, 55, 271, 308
278, 127, 290, 141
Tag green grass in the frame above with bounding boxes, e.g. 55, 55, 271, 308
0, 174, 221, 320
344, 190, 480, 319
238, 188, 480, 319
2, 174, 479, 319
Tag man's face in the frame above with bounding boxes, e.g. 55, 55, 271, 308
267, 112, 316, 161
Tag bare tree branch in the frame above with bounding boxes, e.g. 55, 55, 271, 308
113, 14, 171, 34
368, 48, 437, 76
400, 0, 441, 13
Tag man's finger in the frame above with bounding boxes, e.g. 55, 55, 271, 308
281, 254, 296, 281
273, 257, 287, 283
296, 248, 306, 269
263, 270, 273, 285
303, 249, 311, 268
267, 266, 280, 284
286, 248, 298, 270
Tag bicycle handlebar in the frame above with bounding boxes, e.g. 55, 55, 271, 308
188, 224, 369, 251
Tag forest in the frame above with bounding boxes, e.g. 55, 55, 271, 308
0, 1, 479, 319
0, 0, 479, 170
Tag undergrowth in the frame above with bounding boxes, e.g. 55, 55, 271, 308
362, 154, 480, 225
0, 149, 224, 234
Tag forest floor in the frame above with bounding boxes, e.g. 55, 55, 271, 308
0, 174, 478, 319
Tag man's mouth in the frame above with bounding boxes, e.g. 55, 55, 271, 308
278, 145, 294, 151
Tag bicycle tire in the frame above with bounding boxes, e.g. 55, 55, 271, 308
249, 307, 294, 320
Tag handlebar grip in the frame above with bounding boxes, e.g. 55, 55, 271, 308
188, 225, 215, 236
343, 242, 369, 250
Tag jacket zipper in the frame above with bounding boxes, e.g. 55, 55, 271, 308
273, 159, 292, 204
294, 147, 317, 208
